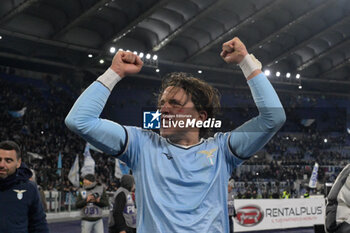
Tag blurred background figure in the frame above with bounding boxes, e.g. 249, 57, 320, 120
30, 168, 48, 212
228, 178, 236, 233
76, 174, 109, 233
109, 174, 137, 233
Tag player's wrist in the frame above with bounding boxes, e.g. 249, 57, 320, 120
97, 68, 122, 91
110, 65, 125, 78
239, 51, 248, 62
238, 54, 262, 79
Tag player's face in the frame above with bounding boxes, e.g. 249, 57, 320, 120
0, 149, 21, 179
159, 86, 203, 138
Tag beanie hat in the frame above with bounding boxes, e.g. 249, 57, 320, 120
84, 174, 95, 182
120, 174, 134, 191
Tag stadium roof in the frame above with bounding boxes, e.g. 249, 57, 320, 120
0, 0, 350, 96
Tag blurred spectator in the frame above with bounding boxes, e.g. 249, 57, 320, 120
76, 174, 109, 233
109, 174, 137, 233
30, 168, 48, 212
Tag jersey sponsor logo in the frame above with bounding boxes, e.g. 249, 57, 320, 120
13, 189, 27, 200
143, 110, 161, 129
236, 205, 264, 227
198, 148, 217, 165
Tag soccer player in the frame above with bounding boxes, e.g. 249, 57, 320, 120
65, 37, 286, 232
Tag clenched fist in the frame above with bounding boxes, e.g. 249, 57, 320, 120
110, 51, 143, 78
220, 37, 248, 64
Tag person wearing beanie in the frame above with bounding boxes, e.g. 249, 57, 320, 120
0, 140, 49, 233
109, 174, 137, 233
76, 173, 109, 233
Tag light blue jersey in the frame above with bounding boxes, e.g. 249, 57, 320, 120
65, 72, 285, 233
121, 127, 239, 233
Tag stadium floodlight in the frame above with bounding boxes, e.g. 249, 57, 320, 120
296, 74, 300, 79
264, 70, 271, 76
198, 70, 202, 74
286, 72, 291, 78
152, 55, 158, 60
109, 47, 116, 54
99, 59, 104, 64
88, 54, 93, 58
276, 71, 280, 77
324, 138, 328, 143
146, 53, 151, 59
0, 35, 2, 40
298, 85, 302, 89
139, 52, 144, 58
156, 69, 160, 73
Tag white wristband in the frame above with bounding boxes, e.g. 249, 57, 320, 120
238, 54, 262, 79
97, 68, 122, 91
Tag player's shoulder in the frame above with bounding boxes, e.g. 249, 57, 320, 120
27, 180, 38, 189
124, 126, 161, 139
205, 132, 230, 143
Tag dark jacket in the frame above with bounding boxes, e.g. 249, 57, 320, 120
0, 163, 49, 233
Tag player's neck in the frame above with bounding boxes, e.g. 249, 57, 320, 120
168, 131, 200, 147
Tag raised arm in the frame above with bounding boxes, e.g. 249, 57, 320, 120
221, 37, 286, 159
65, 51, 143, 155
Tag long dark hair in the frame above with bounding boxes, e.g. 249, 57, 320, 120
157, 72, 221, 138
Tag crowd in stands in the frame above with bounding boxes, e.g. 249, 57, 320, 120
0, 67, 349, 209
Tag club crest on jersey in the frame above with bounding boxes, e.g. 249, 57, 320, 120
13, 189, 27, 200
198, 148, 217, 165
